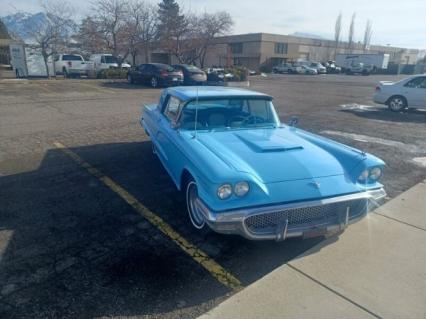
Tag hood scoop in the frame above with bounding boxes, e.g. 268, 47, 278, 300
235, 132, 303, 153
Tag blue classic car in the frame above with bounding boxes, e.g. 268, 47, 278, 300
141, 86, 386, 240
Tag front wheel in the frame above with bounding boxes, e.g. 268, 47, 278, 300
388, 96, 407, 112
127, 73, 134, 84
186, 178, 207, 230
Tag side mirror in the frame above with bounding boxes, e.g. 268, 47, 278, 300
289, 116, 299, 127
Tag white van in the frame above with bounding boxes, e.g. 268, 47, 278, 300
89, 54, 131, 74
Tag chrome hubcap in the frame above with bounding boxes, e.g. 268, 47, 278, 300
186, 181, 205, 229
151, 78, 157, 87
390, 98, 403, 110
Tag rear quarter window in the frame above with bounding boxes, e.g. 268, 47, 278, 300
62, 55, 83, 61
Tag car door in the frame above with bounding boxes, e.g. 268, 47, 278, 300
417, 78, 426, 108
155, 95, 185, 184
143, 64, 155, 83
403, 76, 426, 107
133, 64, 145, 82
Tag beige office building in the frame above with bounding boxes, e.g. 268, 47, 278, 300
143, 32, 421, 71
199, 33, 421, 70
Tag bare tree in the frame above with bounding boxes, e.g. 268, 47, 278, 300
29, 0, 75, 77
91, 0, 129, 63
195, 11, 233, 68
77, 17, 107, 55
363, 19, 373, 52
139, 3, 158, 63
125, 0, 157, 65
334, 12, 342, 59
348, 12, 356, 53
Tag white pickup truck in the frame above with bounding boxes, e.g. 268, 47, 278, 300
54, 54, 92, 77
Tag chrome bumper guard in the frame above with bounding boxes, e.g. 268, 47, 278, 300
195, 188, 386, 241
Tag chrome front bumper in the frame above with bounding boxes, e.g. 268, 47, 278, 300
195, 188, 386, 241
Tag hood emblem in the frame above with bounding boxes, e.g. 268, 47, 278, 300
309, 181, 321, 189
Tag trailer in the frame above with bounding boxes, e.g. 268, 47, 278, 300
9, 44, 54, 78
336, 53, 390, 73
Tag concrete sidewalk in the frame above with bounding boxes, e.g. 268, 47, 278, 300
199, 180, 426, 319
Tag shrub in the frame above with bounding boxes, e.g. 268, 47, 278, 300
259, 63, 272, 73
224, 66, 248, 82
97, 68, 128, 79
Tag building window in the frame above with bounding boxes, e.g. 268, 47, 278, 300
230, 43, 243, 54
274, 43, 288, 54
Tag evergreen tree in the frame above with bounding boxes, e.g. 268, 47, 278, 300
157, 0, 187, 60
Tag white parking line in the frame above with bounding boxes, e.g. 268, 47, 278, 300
340, 103, 378, 111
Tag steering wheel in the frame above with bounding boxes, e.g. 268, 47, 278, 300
230, 115, 246, 123
242, 115, 266, 125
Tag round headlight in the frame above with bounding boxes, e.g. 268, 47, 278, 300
234, 181, 250, 197
358, 169, 369, 182
369, 167, 382, 180
217, 184, 232, 199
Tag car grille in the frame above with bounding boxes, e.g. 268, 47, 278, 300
244, 199, 367, 235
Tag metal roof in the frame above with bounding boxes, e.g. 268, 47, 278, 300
166, 86, 273, 101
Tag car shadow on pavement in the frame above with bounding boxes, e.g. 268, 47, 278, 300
0, 141, 329, 318
341, 107, 426, 124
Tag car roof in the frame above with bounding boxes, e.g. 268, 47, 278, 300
165, 86, 273, 101
146, 63, 169, 67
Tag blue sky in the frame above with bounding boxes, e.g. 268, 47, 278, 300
2, 0, 425, 49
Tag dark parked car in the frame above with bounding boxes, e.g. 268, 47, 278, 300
324, 60, 342, 74
172, 64, 207, 85
127, 63, 183, 88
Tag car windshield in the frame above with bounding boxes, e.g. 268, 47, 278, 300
157, 64, 175, 72
103, 55, 118, 63
185, 65, 202, 72
179, 98, 279, 131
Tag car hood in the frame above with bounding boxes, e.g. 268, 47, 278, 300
194, 128, 364, 183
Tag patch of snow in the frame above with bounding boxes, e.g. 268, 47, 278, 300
320, 130, 424, 154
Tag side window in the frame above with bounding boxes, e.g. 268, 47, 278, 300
405, 77, 426, 88
138, 64, 146, 72
164, 96, 181, 122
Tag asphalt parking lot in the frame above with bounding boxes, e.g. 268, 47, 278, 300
1, 74, 425, 318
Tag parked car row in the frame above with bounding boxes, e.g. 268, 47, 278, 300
127, 63, 208, 88
271, 60, 346, 75
272, 61, 325, 75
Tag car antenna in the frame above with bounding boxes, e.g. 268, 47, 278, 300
193, 86, 199, 139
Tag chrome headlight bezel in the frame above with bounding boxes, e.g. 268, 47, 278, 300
358, 169, 370, 182
369, 167, 382, 181
217, 184, 232, 200
358, 167, 383, 183
234, 181, 250, 197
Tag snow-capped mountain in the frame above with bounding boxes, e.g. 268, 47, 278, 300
1, 12, 77, 41
1, 12, 46, 40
